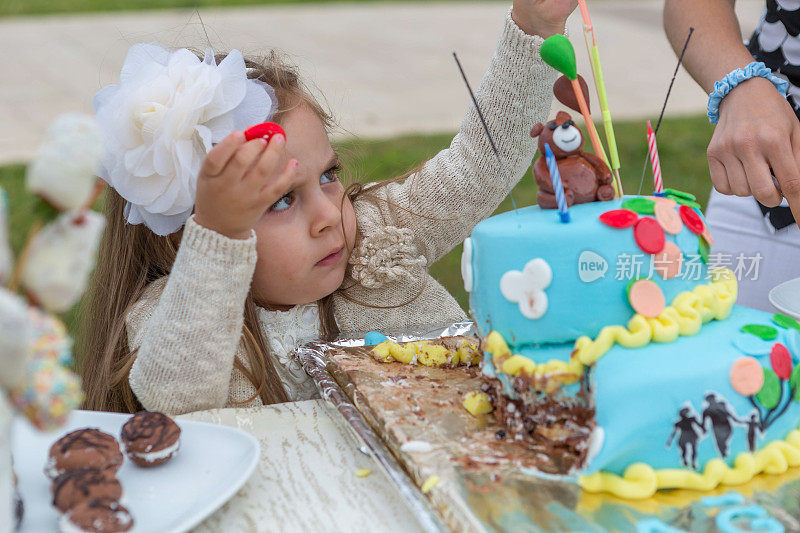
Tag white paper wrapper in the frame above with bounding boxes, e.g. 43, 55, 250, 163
21, 211, 105, 313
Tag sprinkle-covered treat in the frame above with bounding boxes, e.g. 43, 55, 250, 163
120, 411, 181, 467
59, 498, 133, 533
45, 429, 123, 479
51, 467, 122, 513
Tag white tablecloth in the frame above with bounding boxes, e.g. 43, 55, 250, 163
179, 400, 425, 533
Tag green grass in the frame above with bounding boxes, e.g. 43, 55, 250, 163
0, 0, 501, 18
0, 114, 714, 339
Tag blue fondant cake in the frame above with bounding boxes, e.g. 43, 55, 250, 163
463, 194, 800, 498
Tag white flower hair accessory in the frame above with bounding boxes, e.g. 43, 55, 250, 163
94, 43, 278, 235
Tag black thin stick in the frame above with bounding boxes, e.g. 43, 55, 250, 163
453, 52, 518, 212
638, 27, 695, 194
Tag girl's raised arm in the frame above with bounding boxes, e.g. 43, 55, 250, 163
358, 7, 565, 265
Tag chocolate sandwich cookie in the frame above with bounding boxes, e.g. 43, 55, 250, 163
59, 498, 133, 533
52, 467, 123, 513
46, 429, 123, 479
120, 411, 181, 467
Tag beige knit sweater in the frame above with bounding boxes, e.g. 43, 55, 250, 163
125, 9, 556, 415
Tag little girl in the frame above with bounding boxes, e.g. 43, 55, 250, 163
80, 0, 576, 415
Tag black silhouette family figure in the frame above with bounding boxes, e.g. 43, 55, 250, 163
666, 393, 761, 469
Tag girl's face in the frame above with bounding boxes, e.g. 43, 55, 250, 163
251, 104, 356, 308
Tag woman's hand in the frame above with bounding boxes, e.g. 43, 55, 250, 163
512, 0, 578, 38
707, 77, 800, 225
194, 131, 298, 240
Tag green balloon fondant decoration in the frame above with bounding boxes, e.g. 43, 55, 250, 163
756, 368, 781, 408
698, 236, 710, 263
664, 188, 697, 202
774, 313, 800, 332
540, 35, 578, 80
622, 198, 656, 215
674, 197, 702, 210
741, 324, 779, 341
791, 365, 800, 401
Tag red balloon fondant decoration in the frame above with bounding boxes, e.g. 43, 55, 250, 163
679, 205, 705, 235
599, 209, 639, 229
244, 122, 286, 142
634, 217, 666, 255
770, 343, 793, 380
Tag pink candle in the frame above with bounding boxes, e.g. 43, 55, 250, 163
647, 120, 663, 194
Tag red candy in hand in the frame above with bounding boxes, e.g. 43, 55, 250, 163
679, 205, 705, 235
634, 217, 666, 255
599, 209, 639, 229
244, 122, 285, 142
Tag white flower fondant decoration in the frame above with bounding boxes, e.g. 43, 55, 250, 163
500, 258, 552, 319
94, 43, 277, 235
461, 237, 473, 293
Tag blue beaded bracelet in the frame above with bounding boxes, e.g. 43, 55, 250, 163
707, 61, 789, 124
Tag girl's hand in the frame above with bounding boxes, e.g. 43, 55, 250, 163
708, 77, 800, 227
194, 131, 299, 240
512, 0, 578, 38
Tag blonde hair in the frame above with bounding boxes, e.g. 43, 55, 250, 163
79, 50, 343, 412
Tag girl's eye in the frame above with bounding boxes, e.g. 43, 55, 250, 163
320, 169, 339, 184
271, 193, 293, 212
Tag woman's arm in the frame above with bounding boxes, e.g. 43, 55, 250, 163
361, 3, 570, 265
126, 216, 257, 415
664, 0, 800, 226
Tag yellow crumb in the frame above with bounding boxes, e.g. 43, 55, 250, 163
462, 391, 493, 416
421, 475, 440, 493
370, 341, 394, 362
355, 468, 371, 478
457, 340, 481, 365
417, 344, 450, 367
388, 342, 416, 364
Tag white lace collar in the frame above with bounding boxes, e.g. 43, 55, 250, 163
256, 303, 322, 402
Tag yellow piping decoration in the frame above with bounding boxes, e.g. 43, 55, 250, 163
579, 427, 800, 499
484, 270, 738, 390
571, 268, 737, 368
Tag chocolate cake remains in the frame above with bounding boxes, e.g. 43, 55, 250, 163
481, 376, 595, 474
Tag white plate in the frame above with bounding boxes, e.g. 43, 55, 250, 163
12, 409, 260, 532
769, 276, 800, 320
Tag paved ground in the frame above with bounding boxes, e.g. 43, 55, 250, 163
0, 0, 763, 164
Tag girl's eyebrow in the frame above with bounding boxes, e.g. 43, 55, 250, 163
322, 153, 339, 172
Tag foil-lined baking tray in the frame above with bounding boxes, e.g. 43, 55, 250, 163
298, 321, 800, 533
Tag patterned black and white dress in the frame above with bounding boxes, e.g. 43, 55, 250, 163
747, 0, 800, 229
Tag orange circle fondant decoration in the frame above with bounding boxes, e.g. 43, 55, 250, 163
679, 205, 705, 235
701, 223, 715, 246
599, 209, 639, 229
634, 217, 666, 254
653, 241, 683, 280
654, 203, 683, 235
628, 279, 666, 317
730, 357, 765, 396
